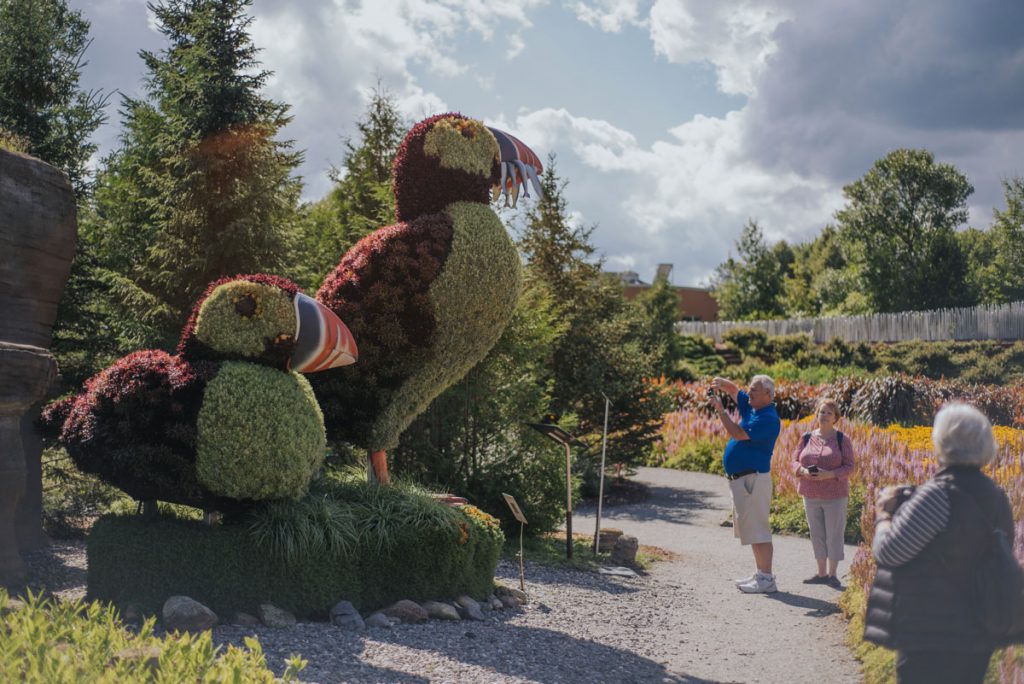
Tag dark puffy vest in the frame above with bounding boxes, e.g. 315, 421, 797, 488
863, 466, 1014, 652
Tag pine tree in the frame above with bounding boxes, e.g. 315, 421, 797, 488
0, 0, 107, 195
295, 87, 407, 291
517, 157, 669, 471
91, 0, 302, 350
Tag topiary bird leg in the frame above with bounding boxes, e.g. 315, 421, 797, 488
368, 450, 391, 485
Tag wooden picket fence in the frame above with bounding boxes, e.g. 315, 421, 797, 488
677, 301, 1024, 343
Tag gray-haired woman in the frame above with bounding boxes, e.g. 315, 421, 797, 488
864, 403, 1013, 684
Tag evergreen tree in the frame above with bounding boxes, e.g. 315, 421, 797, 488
295, 87, 407, 291
516, 155, 601, 299
0, 0, 107, 195
637, 270, 683, 377
90, 0, 302, 350
517, 157, 670, 471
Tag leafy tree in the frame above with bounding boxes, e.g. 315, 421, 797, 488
0, 0, 107, 195
836, 148, 973, 312
87, 0, 302, 351
711, 219, 787, 320
966, 177, 1024, 305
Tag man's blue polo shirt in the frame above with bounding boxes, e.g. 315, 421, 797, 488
722, 391, 781, 475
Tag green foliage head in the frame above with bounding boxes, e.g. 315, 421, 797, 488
422, 117, 498, 177
196, 362, 325, 501
191, 278, 297, 364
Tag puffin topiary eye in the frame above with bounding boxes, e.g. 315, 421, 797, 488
234, 294, 259, 318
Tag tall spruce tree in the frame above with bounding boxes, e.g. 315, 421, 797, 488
517, 157, 670, 470
0, 0, 107, 195
296, 87, 407, 291
92, 0, 302, 350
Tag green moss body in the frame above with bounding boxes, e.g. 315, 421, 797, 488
369, 201, 522, 450
196, 362, 325, 500
87, 482, 503, 617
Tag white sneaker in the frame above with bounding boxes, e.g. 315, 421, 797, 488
737, 572, 777, 593
733, 573, 756, 584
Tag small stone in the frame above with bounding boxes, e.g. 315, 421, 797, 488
366, 612, 393, 628
499, 595, 518, 609
422, 600, 461, 621
121, 604, 143, 624
231, 612, 261, 627
1, 598, 26, 616
611, 534, 639, 566
488, 596, 504, 611
162, 596, 218, 632
257, 603, 296, 628
111, 646, 161, 674
454, 595, 485, 621
505, 588, 529, 604
382, 599, 428, 624
329, 600, 365, 630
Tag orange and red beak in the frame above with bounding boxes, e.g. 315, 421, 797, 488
290, 293, 358, 373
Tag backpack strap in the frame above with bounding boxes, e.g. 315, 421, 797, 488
837, 430, 845, 449
801, 432, 811, 449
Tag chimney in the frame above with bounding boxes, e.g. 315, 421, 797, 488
655, 263, 673, 282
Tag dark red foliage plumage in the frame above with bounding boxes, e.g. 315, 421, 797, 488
313, 213, 455, 444
55, 349, 231, 508
392, 112, 498, 222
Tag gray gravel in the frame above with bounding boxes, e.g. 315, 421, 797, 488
18, 467, 865, 683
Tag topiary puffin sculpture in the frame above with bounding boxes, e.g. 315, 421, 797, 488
313, 113, 542, 484
45, 274, 356, 511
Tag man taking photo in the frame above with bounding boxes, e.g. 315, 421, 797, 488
710, 375, 781, 593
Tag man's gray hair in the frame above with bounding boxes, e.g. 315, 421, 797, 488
932, 403, 996, 468
750, 374, 775, 400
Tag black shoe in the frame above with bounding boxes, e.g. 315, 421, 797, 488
802, 575, 829, 584
825, 575, 843, 589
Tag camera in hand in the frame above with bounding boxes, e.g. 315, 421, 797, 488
806, 465, 819, 474
706, 388, 716, 398
892, 485, 916, 507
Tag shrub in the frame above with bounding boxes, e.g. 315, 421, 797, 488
849, 375, 933, 426
722, 327, 768, 358
765, 333, 813, 364
0, 591, 305, 683
87, 471, 504, 617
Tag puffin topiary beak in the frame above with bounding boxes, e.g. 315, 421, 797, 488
291, 293, 358, 372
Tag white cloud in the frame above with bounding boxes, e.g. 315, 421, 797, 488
648, 0, 788, 96
569, 0, 645, 32
506, 106, 844, 283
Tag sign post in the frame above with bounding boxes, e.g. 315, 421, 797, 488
526, 419, 585, 559
502, 493, 528, 592
593, 393, 610, 555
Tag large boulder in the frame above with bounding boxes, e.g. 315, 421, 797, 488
162, 596, 218, 632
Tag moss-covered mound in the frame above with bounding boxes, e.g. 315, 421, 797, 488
87, 472, 504, 618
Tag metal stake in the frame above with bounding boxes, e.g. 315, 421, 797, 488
565, 441, 573, 559
594, 393, 610, 555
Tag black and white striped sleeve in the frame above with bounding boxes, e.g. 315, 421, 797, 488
872, 480, 951, 567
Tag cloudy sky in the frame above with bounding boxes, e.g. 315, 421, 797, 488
70, 0, 1024, 287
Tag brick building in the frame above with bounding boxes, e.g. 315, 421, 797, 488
612, 264, 719, 322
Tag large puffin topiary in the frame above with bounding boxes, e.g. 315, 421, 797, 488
45, 274, 357, 510
313, 114, 542, 483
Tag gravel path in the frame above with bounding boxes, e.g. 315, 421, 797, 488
19, 467, 864, 683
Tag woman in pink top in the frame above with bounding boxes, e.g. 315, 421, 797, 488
794, 398, 856, 588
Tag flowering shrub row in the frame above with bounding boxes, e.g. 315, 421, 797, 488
655, 375, 1024, 427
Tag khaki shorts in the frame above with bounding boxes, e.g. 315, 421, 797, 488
729, 472, 773, 545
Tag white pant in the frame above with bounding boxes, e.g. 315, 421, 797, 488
803, 496, 848, 561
